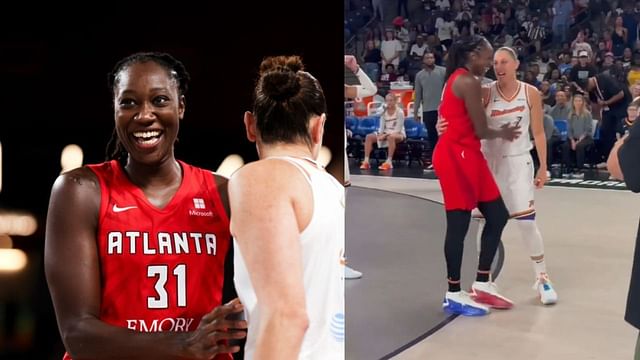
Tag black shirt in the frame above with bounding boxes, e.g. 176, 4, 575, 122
591, 73, 632, 117
569, 64, 598, 83
364, 48, 382, 63
621, 120, 640, 329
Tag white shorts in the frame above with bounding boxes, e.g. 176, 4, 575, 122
474, 153, 535, 218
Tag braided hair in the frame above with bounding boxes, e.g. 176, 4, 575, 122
444, 35, 490, 81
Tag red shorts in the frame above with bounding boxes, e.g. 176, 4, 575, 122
433, 140, 501, 211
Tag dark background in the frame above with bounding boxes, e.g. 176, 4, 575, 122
0, 3, 344, 358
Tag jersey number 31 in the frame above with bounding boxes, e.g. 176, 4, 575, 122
147, 264, 187, 309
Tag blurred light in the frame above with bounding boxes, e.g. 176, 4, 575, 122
0, 235, 12, 249
318, 146, 332, 167
0, 141, 3, 193
0, 213, 38, 236
61, 144, 84, 173
0, 249, 27, 272
216, 154, 245, 178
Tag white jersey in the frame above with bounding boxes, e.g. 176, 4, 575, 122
234, 156, 345, 360
483, 80, 533, 157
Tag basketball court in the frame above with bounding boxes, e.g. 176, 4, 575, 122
346, 173, 640, 359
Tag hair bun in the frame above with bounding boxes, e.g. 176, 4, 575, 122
259, 56, 305, 101
261, 70, 301, 102
259, 55, 304, 75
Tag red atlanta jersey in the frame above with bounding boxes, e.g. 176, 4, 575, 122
63, 160, 231, 360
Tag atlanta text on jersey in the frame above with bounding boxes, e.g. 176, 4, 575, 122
107, 231, 218, 256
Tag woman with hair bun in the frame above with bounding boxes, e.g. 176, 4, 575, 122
229, 56, 345, 359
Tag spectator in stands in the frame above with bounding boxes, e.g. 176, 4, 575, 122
525, 16, 547, 53
414, 51, 445, 168
436, 12, 457, 48
378, 64, 398, 96
594, 41, 608, 66
545, 67, 562, 83
476, 16, 490, 37
569, 50, 598, 84
435, 0, 450, 11
494, 28, 514, 48
541, 80, 557, 107
612, 16, 629, 57
569, 55, 579, 70
529, 62, 543, 82
575, 72, 632, 164
630, 54, 640, 89
515, 2, 527, 23
623, 47, 634, 69
409, 24, 420, 44
558, 53, 573, 74
394, 17, 411, 60
603, 30, 614, 53
535, 51, 554, 79
571, 31, 594, 58
410, 35, 428, 60
631, 83, 640, 100
360, 93, 406, 171
490, 5, 505, 35
600, 51, 616, 73
513, 27, 532, 52
426, 33, 446, 65
543, 108, 563, 168
381, 29, 403, 73
552, 0, 574, 44
362, 40, 382, 83
524, 70, 541, 88
621, 102, 639, 137
455, 5, 473, 22
562, 93, 594, 175
589, 0, 610, 35
456, 11, 476, 37
549, 90, 571, 121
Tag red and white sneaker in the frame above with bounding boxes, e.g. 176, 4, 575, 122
470, 281, 514, 309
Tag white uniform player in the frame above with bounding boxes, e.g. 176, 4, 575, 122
234, 156, 345, 360
482, 80, 536, 217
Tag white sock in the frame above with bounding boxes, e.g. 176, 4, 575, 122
386, 157, 392, 163
516, 218, 547, 277
364, 156, 369, 162
533, 258, 547, 277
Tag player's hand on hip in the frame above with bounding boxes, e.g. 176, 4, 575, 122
436, 116, 449, 136
183, 298, 247, 359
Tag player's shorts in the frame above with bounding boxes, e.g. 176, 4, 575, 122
474, 152, 535, 218
433, 140, 501, 211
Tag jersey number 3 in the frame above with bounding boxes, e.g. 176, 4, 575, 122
147, 264, 187, 309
